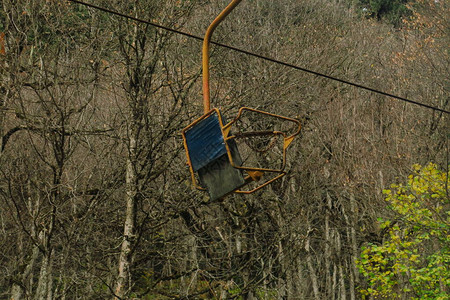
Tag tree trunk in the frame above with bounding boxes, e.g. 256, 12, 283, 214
332, 263, 337, 300
338, 262, 346, 300
277, 240, 286, 299
325, 193, 332, 298
0, 48, 9, 157
35, 249, 52, 300
46, 251, 53, 300
349, 193, 358, 300
12, 244, 40, 300
305, 232, 320, 300
184, 235, 198, 296
114, 129, 138, 299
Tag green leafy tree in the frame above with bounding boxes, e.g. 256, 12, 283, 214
357, 0, 410, 26
358, 163, 449, 299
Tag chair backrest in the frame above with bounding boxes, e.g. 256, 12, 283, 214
183, 109, 246, 200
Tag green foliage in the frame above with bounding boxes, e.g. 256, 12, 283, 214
357, 0, 411, 26
357, 163, 449, 299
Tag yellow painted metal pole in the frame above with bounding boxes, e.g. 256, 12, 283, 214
203, 0, 243, 114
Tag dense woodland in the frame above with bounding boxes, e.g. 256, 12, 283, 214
0, 0, 448, 299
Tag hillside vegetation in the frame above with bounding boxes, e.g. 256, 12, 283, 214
0, 0, 448, 299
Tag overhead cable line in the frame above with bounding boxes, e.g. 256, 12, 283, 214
67, 0, 449, 115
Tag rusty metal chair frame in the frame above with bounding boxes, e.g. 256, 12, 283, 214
182, 0, 301, 197
182, 107, 301, 194
222, 107, 301, 193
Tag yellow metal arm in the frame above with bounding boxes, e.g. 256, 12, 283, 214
203, 0, 243, 114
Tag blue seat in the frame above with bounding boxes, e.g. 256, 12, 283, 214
183, 110, 245, 200
184, 112, 228, 172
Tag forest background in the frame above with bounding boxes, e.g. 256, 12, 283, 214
0, 0, 448, 299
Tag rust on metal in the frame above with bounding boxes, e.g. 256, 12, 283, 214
203, 0, 242, 113
182, 1, 302, 198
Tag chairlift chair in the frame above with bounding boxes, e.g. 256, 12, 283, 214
182, 0, 301, 200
